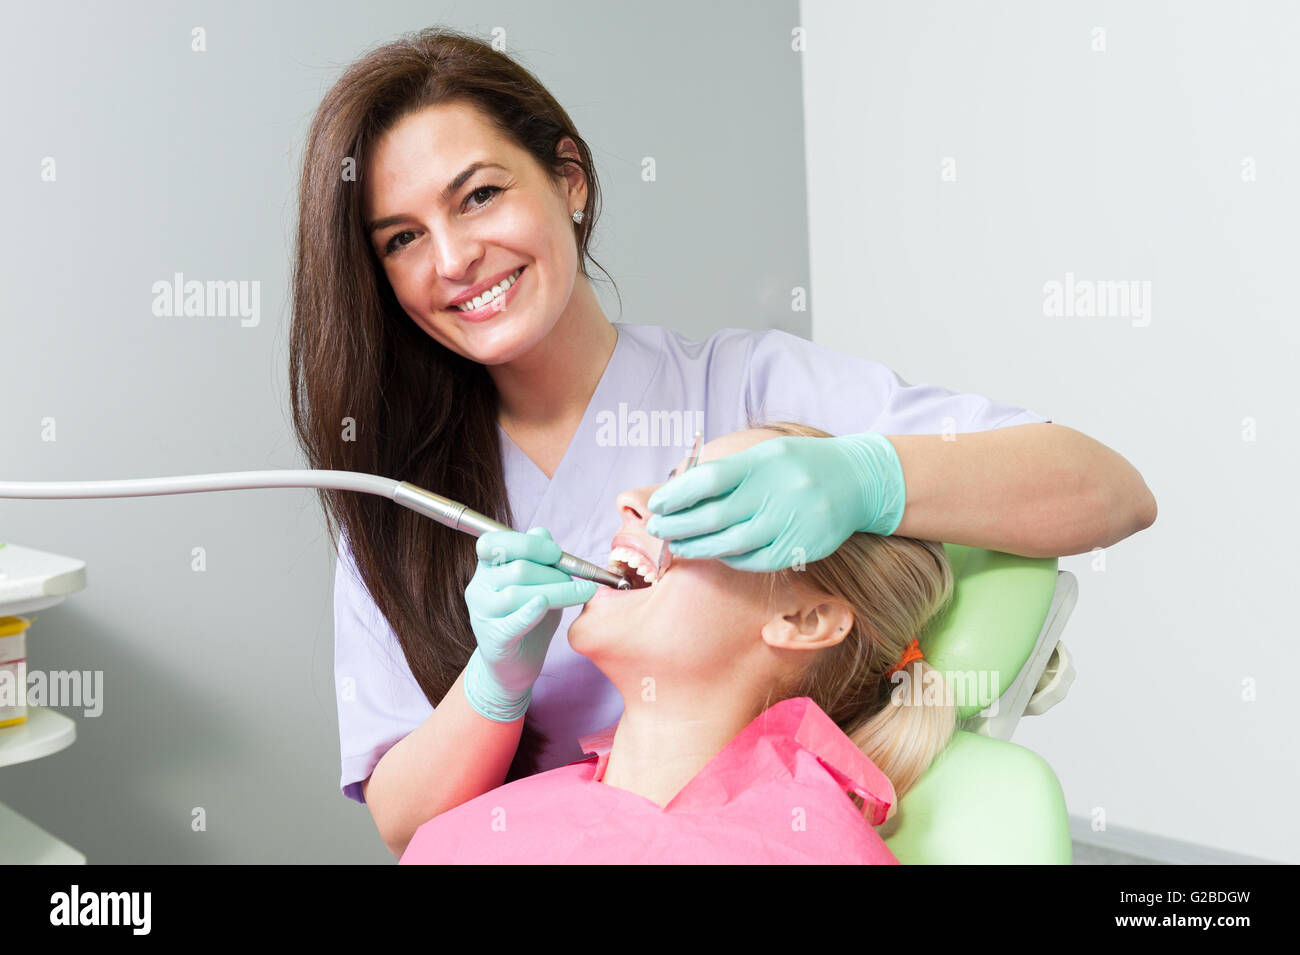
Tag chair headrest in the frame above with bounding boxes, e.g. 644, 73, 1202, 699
919, 544, 1058, 720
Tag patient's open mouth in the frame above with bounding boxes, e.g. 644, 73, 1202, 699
607, 544, 665, 590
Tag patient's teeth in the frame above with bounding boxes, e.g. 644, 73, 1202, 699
607, 545, 661, 586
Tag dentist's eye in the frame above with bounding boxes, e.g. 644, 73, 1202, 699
464, 185, 502, 212
384, 230, 417, 255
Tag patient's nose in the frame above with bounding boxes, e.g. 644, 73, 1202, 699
614, 484, 659, 528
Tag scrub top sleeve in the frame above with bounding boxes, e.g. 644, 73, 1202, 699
745, 328, 1049, 436
333, 533, 433, 804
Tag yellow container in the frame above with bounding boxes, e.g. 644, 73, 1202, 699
0, 615, 31, 727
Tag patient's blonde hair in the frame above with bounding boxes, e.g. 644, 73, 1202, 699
754, 421, 958, 812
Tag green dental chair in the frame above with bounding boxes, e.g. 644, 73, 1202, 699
879, 544, 1078, 864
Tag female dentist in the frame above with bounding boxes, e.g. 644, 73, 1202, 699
291, 28, 1157, 857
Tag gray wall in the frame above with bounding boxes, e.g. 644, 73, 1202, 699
804, 0, 1297, 862
0, 1, 807, 862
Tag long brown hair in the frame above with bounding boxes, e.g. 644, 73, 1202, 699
754, 421, 959, 809
289, 27, 617, 781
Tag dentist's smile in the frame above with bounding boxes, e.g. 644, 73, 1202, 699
444, 265, 527, 321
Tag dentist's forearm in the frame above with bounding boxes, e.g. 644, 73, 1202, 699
362, 667, 522, 858
885, 423, 1157, 558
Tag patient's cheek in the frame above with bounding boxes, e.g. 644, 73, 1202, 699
698, 561, 768, 603
654, 566, 756, 634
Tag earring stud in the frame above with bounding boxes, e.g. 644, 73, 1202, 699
572, 209, 584, 223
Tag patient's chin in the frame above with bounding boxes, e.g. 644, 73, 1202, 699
566, 609, 606, 656
567, 607, 646, 668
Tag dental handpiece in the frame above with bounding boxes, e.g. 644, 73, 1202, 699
0, 469, 632, 590
390, 482, 631, 589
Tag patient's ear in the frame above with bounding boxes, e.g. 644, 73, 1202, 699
760, 595, 854, 652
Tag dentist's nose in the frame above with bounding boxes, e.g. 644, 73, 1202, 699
427, 226, 484, 283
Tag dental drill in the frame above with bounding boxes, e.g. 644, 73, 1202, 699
0, 470, 632, 590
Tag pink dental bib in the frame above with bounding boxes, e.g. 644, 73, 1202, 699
400, 697, 900, 865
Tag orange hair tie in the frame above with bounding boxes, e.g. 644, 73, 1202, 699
885, 638, 924, 679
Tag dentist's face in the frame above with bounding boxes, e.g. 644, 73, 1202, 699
361, 99, 585, 365
569, 430, 786, 685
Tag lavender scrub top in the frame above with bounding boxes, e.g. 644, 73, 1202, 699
333, 322, 1051, 802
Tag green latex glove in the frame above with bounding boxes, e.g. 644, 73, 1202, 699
645, 431, 906, 572
462, 527, 597, 722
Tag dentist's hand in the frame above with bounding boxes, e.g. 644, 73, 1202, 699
462, 527, 597, 722
645, 431, 907, 572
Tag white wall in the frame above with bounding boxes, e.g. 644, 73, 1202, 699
801, 0, 1298, 861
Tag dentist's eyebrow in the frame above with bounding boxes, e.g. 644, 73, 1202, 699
366, 161, 508, 234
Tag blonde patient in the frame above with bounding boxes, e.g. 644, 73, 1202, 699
401, 421, 958, 864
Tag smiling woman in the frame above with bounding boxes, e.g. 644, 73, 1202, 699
288, 28, 623, 839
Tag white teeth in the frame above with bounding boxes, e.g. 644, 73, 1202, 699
606, 545, 662, 586
454, 267, 522, 311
